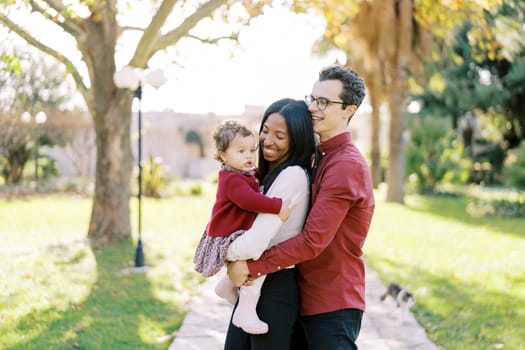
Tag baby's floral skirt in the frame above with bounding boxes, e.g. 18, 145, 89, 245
193, 229, 244, 277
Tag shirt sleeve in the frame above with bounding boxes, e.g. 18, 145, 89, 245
246, 161, 356, 276
226, 166, 308, 261
225, 174, 282, 214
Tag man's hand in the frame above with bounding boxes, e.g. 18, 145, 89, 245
226, 260, 250, 287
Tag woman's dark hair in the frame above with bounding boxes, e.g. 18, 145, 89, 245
257, 98, 294, 180
257, 98, 316, 192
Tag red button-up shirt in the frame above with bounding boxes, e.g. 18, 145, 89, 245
247, 132, 375, 315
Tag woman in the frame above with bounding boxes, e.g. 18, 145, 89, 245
223, 98, 316, 349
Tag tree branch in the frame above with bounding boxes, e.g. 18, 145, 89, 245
186, 32, 239, 45
120, 25, 145, 32
149, 0, 229, 57
0, 14, 88, 100
129, 0, 178, 67
31, 0, 84, 36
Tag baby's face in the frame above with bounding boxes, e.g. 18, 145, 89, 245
220, 134, 257, 173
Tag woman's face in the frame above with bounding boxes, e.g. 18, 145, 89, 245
259, 112, 290, 171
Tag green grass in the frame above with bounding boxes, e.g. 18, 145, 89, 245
1, 186, 523, 349
365, 192, 525, 350
0, 190, 214, 350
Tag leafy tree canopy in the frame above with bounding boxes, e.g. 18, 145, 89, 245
413, 0, 525, 147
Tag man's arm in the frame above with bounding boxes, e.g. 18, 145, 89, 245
246, 163, 361, 278
228, 152, 374, 285
227, 176, 351, 286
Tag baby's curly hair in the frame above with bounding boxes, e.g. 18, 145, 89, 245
213, 120, 254, 163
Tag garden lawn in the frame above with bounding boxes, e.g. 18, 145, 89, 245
365, 192, 525, 350
1, 187, 523, 349
0, 188, 214, 350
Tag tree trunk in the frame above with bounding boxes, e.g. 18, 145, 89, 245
88, 94, 133, 243
386, 0, 412, 204
74, 12, 135, 244
386, 82, 406, 203
369, 71, 382, 188
7, 148, 30, 184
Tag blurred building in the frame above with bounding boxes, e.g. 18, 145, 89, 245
46, 105, 265, 180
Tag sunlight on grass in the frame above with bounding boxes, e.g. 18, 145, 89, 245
0, 238, 96, 348
1, 186, 523, 349
0, 190, 214, 349
365, 191, 525, 350
138, 314, 171, 345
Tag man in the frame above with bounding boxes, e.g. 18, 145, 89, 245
227, 64, 375, 349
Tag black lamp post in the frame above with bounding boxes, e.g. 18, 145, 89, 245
113, 66, 166, 268
134, 82, 145, 267
21, 111, 47, 191
34, 111, 47, 191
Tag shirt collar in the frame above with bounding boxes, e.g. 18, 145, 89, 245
318, 131, 352, 156
221, 164, 256, 176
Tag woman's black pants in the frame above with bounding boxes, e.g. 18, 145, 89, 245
224, 268, 299, 350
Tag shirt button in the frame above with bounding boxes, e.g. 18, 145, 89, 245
277, 266, 281, 270
257, 272, 261, 277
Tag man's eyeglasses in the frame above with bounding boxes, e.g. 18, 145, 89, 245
305, 95, 346, 111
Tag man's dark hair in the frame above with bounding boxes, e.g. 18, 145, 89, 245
319, 64, 366, 108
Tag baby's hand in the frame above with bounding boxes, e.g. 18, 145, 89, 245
278, 200, 291, 221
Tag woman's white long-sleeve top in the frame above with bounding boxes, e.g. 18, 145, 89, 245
227, 165, 309, 261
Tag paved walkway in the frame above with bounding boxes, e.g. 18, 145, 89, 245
169, 265, 441, 350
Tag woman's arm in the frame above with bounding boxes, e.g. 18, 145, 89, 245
226, 166, 308, 261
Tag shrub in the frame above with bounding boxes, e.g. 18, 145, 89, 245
469, 142, 506, 185
466, 198, 525, 218
406, 117, 471, 193
38, 155, 59, 179
174, 181, 203, 196
504, 141, 525, 190
189, 183, 203, 195
141, 155, 169, 198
